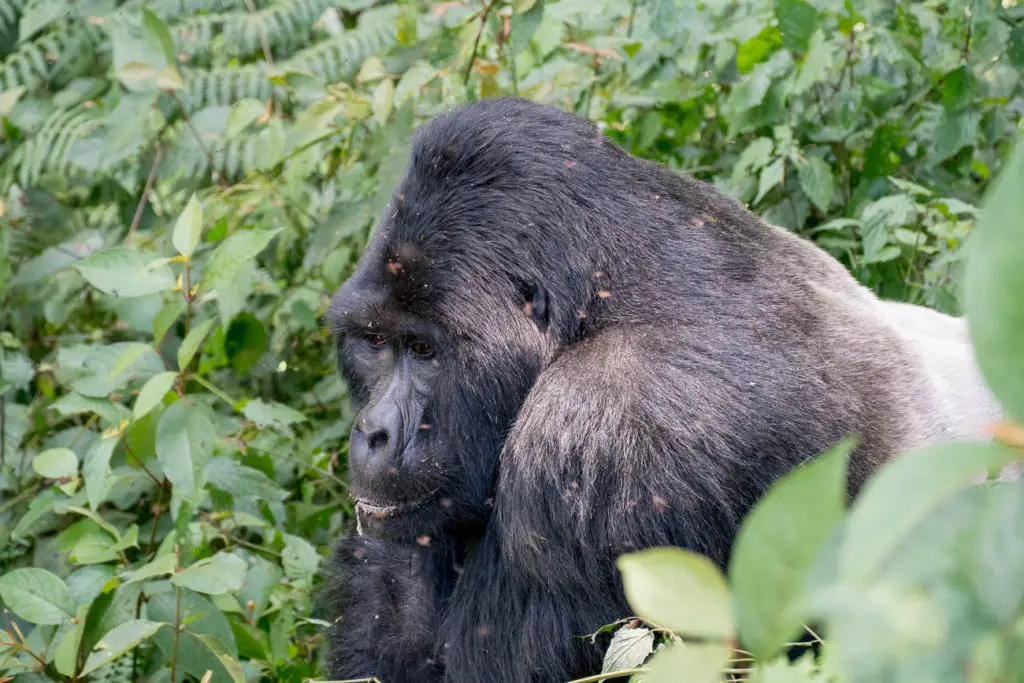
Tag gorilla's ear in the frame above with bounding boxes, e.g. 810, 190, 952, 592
518, 280, 550, 332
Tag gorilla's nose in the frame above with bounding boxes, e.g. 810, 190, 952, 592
349, 401, 404, 482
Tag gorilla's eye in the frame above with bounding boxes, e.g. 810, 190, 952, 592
410, 340, 436, 360
365, 333, 389, 350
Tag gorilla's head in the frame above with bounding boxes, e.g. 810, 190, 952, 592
327, 98, 653, 542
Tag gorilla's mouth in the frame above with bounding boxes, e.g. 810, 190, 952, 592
354, 492, 439, 520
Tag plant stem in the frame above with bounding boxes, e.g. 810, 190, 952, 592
127, 147, 164, 246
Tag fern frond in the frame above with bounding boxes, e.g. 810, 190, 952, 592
174, 0, 340, 62
0, 22, 100, 92
8, 105, 102, 185
0, 0, 27, 35
283, 4, 397, 83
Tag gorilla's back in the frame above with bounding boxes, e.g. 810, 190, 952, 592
766, 222, 1001, 459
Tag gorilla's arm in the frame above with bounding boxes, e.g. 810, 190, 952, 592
441, 328, 802, 682
322, 536, 455, 682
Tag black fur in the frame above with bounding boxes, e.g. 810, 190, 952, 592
321, 97, 988, 682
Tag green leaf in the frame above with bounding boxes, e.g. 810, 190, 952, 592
601, 626, 654, 674
199, 229, 282, 295
0, 568, 75, 624
226, 98, 266, 136
108, 342, 157, 381
18, 0, 69, 42
154, 297, 186, 344
510, 0, 545, 58
643, 642, 730, 683
941, 66, 976, 113
155, 400, 214, 497
134, 371, 178, 419
729, 438, 852, 660
225, 312, 267, 374
617, 547, 733, 639
32, 447, 79, 479
774, 0, 818, 53
931, 111, 978, 164
192, 632, 246, 683
141, 8, 177, 67
177, 318, 215, 370
73, 247, 175, 297
83, 436, 119, 510
797, 155, 834, 213
242, 398, 308, 432
80, 619, 166, 676
173, 194, 204, 259
964, 139, 1024, 420
755, 158, 785, 205
121, 553, 177, 585
839, 442, 1022, 585
171, 552, 248, 595
736, 26, 782, 74
394, 61, 438, 105
793, 29, 834, 93
282, 533, 320, 583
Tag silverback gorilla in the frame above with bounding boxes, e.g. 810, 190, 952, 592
322, 97, 1000, 682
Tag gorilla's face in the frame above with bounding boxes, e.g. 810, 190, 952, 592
328, 236, 552, 543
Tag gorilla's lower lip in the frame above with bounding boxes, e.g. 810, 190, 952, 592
354, 494, 436, 519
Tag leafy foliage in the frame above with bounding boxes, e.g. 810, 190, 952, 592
0, 0, 1021, 680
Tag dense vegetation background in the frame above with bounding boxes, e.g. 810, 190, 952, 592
0, 0, 1022, 680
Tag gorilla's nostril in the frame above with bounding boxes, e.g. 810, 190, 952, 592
366, 430, 389, 451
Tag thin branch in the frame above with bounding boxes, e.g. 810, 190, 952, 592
127, 147, 164, 246
244, 0, 275, 65
567, 668, 650, 683
464, 0, 499, 87
169, 90, 231, 188
122, 439, 164, 487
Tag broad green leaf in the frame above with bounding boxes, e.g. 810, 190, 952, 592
199, 228, 282, 295
66, 564, 116, 605
0, 568, 75, 624
121, 553, 177, 585
941, 66, 976, 113
18, 0, 68, 42
242, 398, 308, 431
108, 342, 156, 380
755, 158, 785, 205
156, 400, 214, 497
793, 29, 834, 93
617, 547, 733, 639
153, 297, 186, 344
172, 194, 203, 259
931, 111, 978, 164
225, 313, 268, 374
192, 632, 246, 683
774, 0, 818, 53
32, 447, 79, 479
134, 371, 178, 419
177, 318, 215, 370
643, 642, 730, 683
797, 155, 834, 214
226, 98, 266, 136
73, 247, 175, 297
83, 436, 119, 509
282, 533, 320, 583
600, 626, 654, 674
372, 78, 394, 125
729, 438, 852, 660
510, 0, 545, 58
80, 619, 166, 675
964, 139, 1024, 420
171, 552, 247, 595
736, 25, 782, 74
394, 61, 438, 106
839, 442, 1022, 585
141, 8, 177, 67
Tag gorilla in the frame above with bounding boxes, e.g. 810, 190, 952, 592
321, 97, 999, 682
